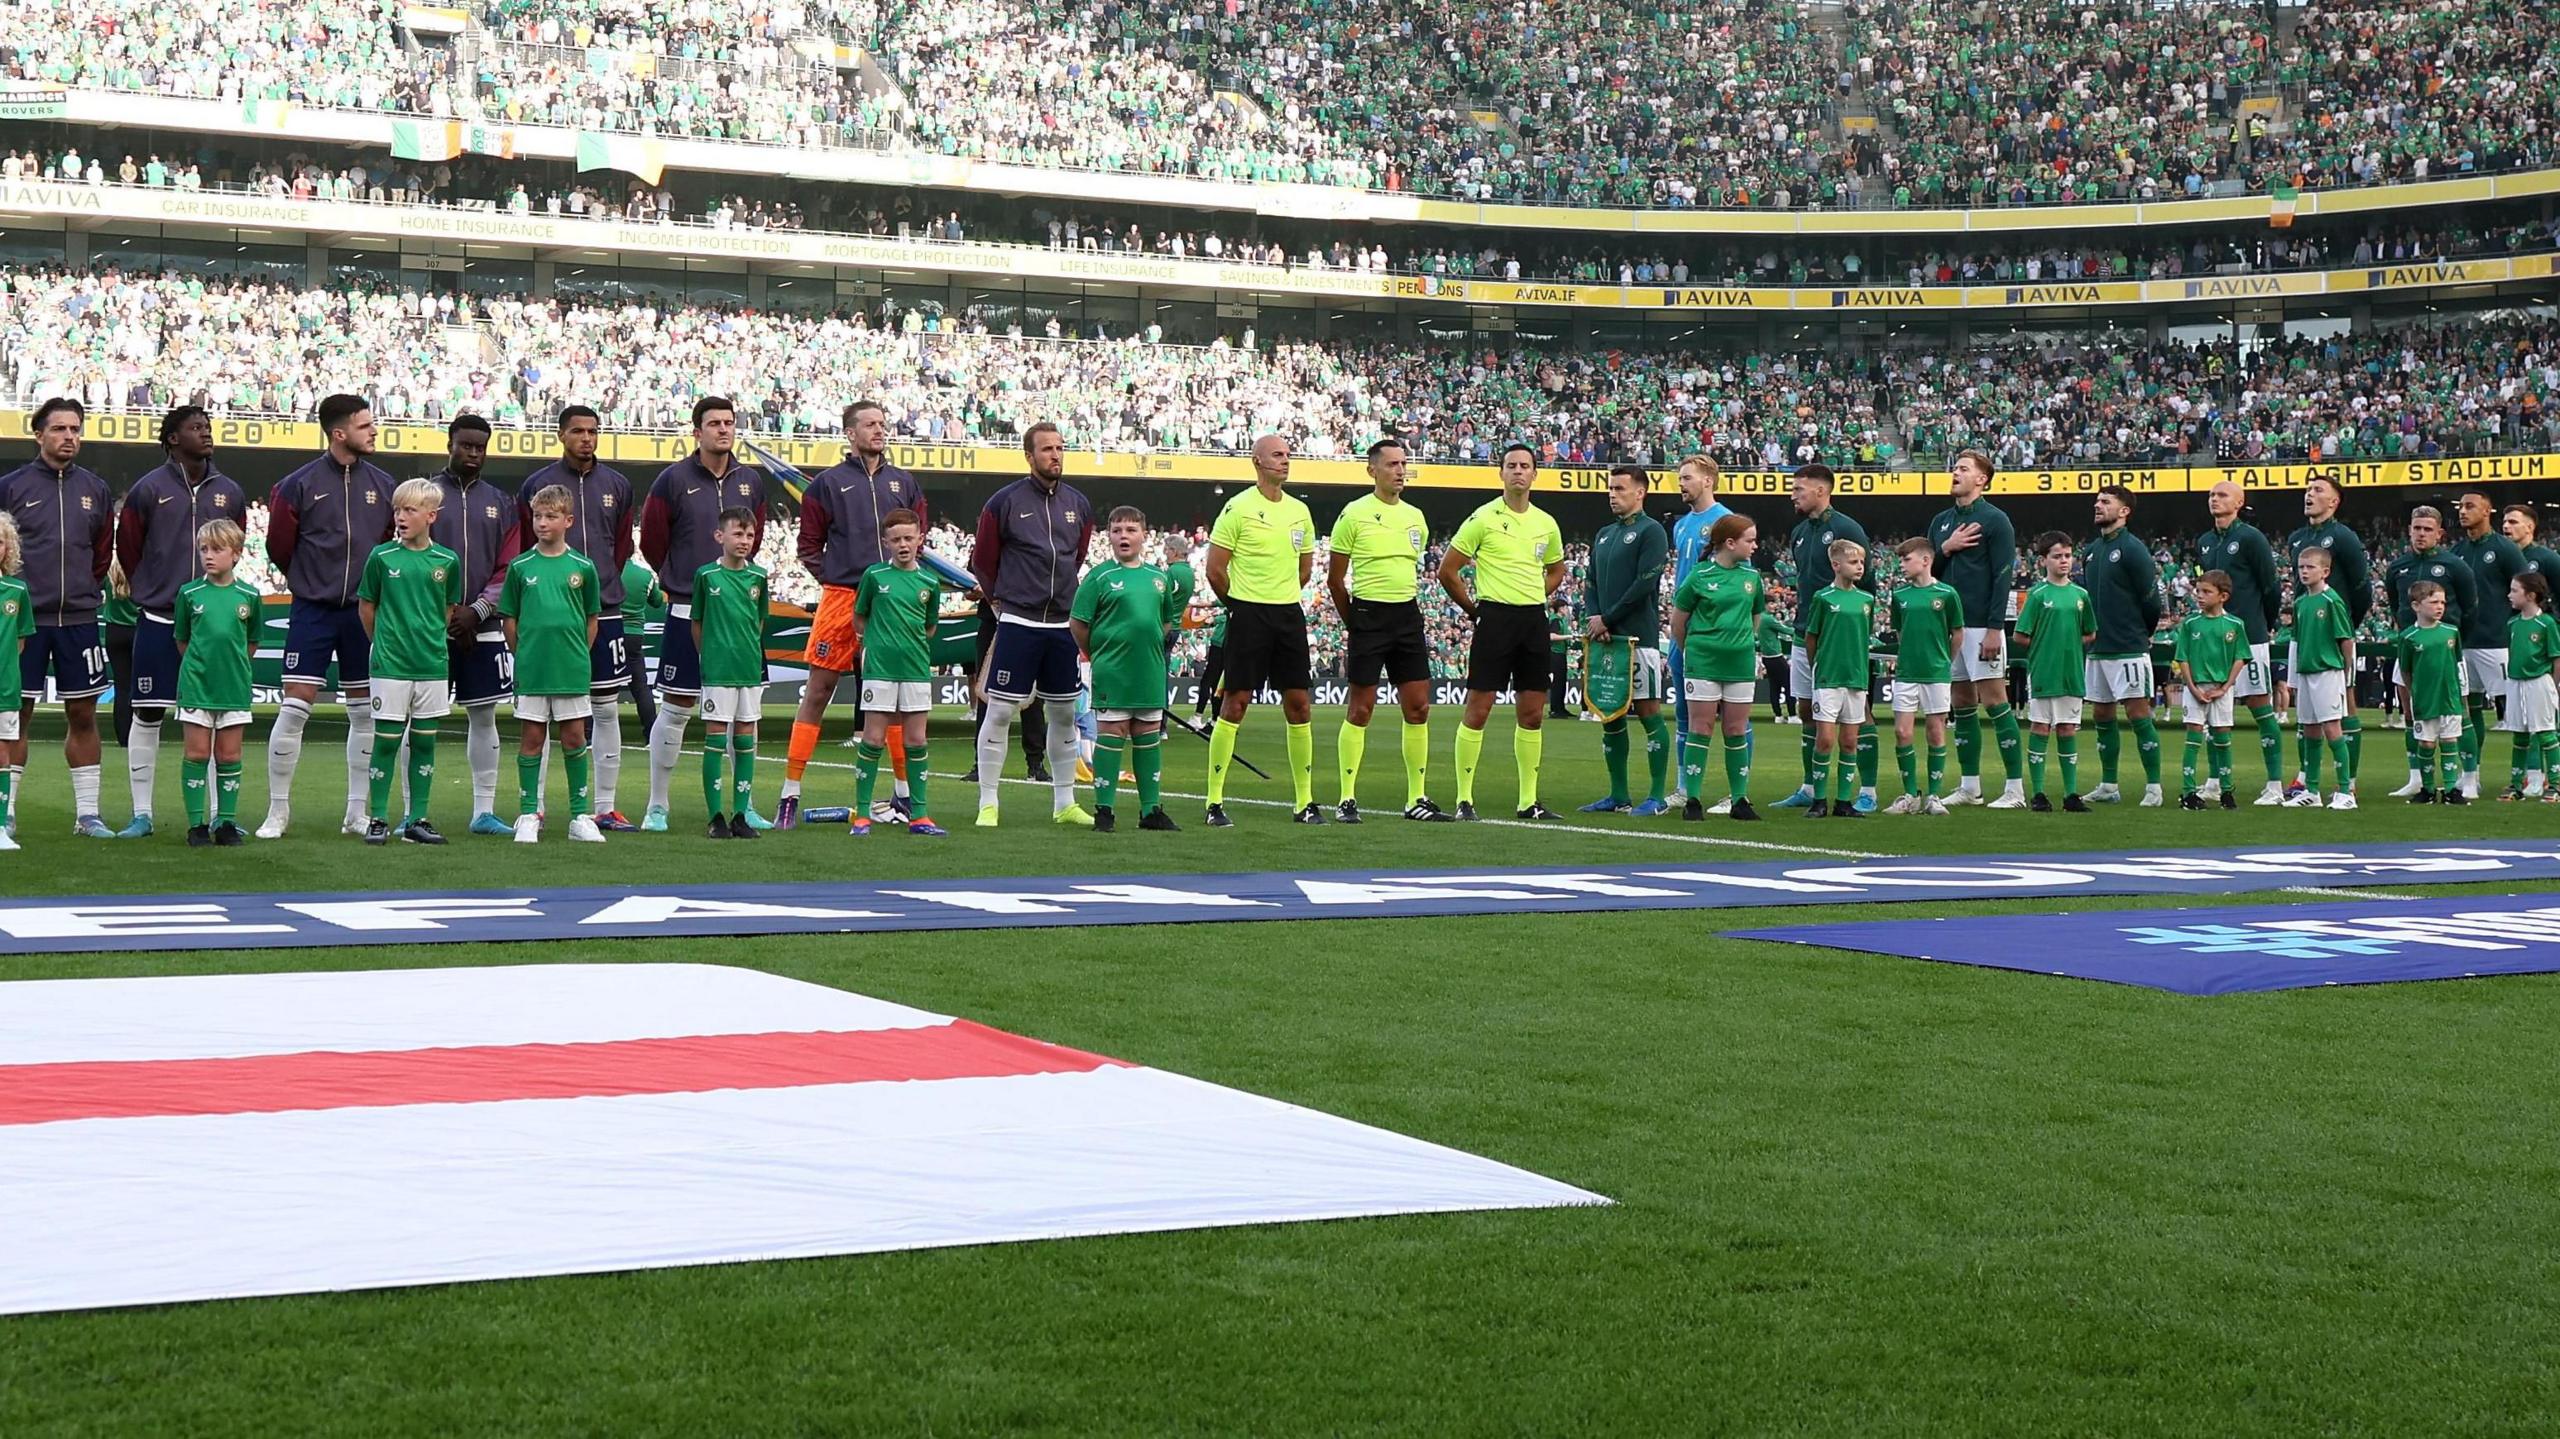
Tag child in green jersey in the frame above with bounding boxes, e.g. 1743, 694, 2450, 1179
1668, 514, 1763, 821
2171, 570, 2247, 811
357, 478, 464, 846
692, 508, 769, 840
2397, 581, 2465, 804
0, 514, 33, 852
499, 486, 605, 845
1070, 506, 1186, 835
850, 509, 945, 837
1800, 538, 1876, 819
2285, 546, 2358, 810
2015, 531, 2097, 812
1886, 537, 1961, 814
174, 518, 258, 845
2505, 573, 2560, 801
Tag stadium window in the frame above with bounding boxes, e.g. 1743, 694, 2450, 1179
457, 257, 534, 298
0, 229, 65, 267
328, 250, 404, 290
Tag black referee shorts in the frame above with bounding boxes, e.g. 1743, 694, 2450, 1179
1220, 599, 1312, 695
1466, 601, 1551, 694
1345, 598, 1431, 688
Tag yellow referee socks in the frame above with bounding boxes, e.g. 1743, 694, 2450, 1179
1286, 721, 1315, 809
1455, 724, 1484, 805
1401, 719, 1430, 808
1336, 720, 1367, 805
1514, 725, 1544, 809
1206, 718, 1240, 805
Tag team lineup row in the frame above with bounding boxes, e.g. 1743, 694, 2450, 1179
4, 396, 2558, 850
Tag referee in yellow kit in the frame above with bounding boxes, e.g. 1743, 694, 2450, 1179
1438, 443, 1568, 820
1203, 433, 1320, 827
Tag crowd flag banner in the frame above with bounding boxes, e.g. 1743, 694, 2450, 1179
0, 964, 1605, 1316
575, 131, 667, 186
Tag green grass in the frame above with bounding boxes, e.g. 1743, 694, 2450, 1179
5, 707, 2558, 1436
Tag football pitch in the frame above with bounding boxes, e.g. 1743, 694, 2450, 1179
6, 706, 2558, 1435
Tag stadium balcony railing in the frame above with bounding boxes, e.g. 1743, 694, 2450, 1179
13, 83, 2560, 239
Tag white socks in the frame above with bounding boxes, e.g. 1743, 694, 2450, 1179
128, 713, 163, 819
466, 703, 501, 815
646, 702, 690, 814
1045, 701, 1079, 812
267, 697, 312, 810
591, 696, 621, 814
343, 701, 375, 821
70, 763, 101, 819
977, 696, 1020, 810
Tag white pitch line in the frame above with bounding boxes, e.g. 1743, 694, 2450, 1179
2282, 885, 2419, 902
728, 749, 1883, 859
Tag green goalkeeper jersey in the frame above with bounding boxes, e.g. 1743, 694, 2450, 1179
691, 561, 769, 688
853, 563, 940, 684
1673, 558, 1763, 684
358, 540, 463, 682
174, 576, 257, 712
2172, 612, 2246, 689
1890, 581, 1962, 685
1072, 560, 1180, 712
1802, 583, 1875, 691
500, 547, 602, 698
2398, 622, 2463, 720
2016, 581, 2095, 699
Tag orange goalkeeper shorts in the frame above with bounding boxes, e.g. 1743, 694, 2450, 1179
804, 585, 861, 671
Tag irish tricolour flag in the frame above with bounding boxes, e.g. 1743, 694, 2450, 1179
0, 965, 1601, 1315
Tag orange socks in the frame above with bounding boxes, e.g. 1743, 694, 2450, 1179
886, 725, 909, 782
786, 721, 820, 782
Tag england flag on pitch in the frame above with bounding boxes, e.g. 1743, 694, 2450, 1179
0, 964, 1604, 1316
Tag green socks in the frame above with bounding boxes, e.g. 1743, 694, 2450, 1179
517, 751, 542, 814
369, 718, 407, 821
1090, 733, 1126, 809
1799, 724, 1817, 795
184, 757, 210, 827
1286, 721, 1314, 809
1952, 705, 1982, 784
1400, 719, 1429, 808
1987, 703, 2025, 782
2096, 718, 2121, 784
2209, 734, 2233, 792
1808, 749, 1831, 803
2330, 739, 2352, 791
1206, 718, 1239, 804
854, 740, 886, 814
403, 724, 438, 826
1336, 720, 1367, 805
1926, 742, 1946, 798
216, 759, 241, 826
2302, 732, 2323, 790
729, 735, 755, 814
1680, 733, 1710, 800
1455, 724, 1484, 805
2028, 732, 2048, 794
2057, 733, 2079, 795
1725, 730, 1752, 801
2250, 703, 2283, 784
2343, 712, 2363, 776
2181, 729, 2203, 790
1856, 721, 1878, 791
1602, 718, 1631, 805
1129, 731, 1159, 814
1515, 725, 1544, 809
565, 744, 592, 817
1639, 712, 1671, 803
2131, 716, 2162, 786
702, 733, 728, 817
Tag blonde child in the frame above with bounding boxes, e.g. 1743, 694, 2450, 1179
173, 519, 258, 844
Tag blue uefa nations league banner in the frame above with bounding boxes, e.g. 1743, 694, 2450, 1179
4, 843, 2558, 958
1729, 893, 2560, 995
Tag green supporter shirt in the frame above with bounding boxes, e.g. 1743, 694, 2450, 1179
1163, 560, 1196, 622
621, 557, 664, 630
1586, 511, 1669, 649
2399, 622, 2464, 720
2016, 581, 2095, 699
357, 540, 463, 682
852, 563, 939, 685
1755, 612, 1788, 657
2172, 612, 2247, 689
1889, 581, 1962, 685
1071, 560, 1180, 712
0, 577, 31, 710
2080, 526, 2164, 657
499, 547, 602, 698
1674, 558, 1764, 684
2510, 611, 2560, 683
1209, 487, 1315, 605
1803, 584, 1875, 691
1328, 493, 1428, 604
690, 561, 770, 688
1450, 496, 1564, 608
173, 576, 258, 712
2291, 588, 2353, 674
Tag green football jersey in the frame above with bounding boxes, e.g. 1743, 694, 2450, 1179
853, 562, 940, 684
690, 561, 770, 688
2510, 611, 2560, 683
102, 592, 139, 629
1890, 581, 1962, 685
358, 540, 464, 682
1328, 493, 1428, 603
1755, 612, 1788, 657
2016, 581, 2094, 699
0, 576, 30, 710
1072, 561, 1180, 712
2172, 612, 2247, 688
1673, 559, 1764, 684
1163, 560, 1196, 620
500, 547, 603, 698
2398, 622, 2464, 720
620, 557, 664, 630
1803, 584, 1875, 691
2291, 588, 2352, 674
173, 576, 258, 712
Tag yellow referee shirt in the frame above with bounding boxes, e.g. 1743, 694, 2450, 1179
1451, 497, 1562, 606
1209, 486, 1315, 604
1328, 493, 1427, 603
